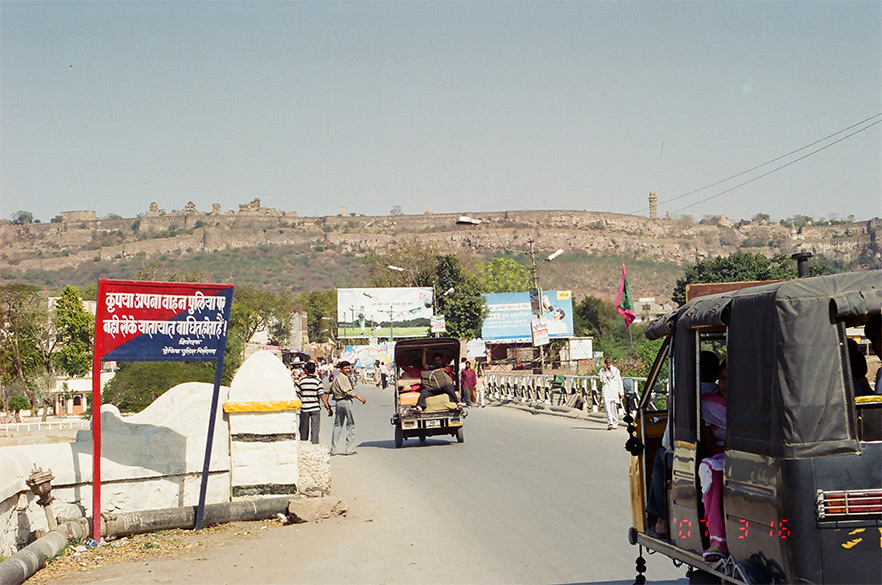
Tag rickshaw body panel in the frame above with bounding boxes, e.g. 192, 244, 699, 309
630, 271, 882, 584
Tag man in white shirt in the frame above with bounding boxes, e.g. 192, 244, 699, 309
600, 357, 624, 430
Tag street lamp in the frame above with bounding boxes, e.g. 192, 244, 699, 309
457, 215, 566, 374
387, 264, 420, 287
455, 216, 482, 225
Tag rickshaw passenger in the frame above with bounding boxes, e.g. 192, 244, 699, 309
401, 348, 458, 411
848, 338, 873, 396
699, 361, 727, 561
866, 314, 881, 392
646, 351, 720, 539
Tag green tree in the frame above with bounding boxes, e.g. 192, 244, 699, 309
8, 391, 30, 422
0, 284, 48, 413
53, 286, 95, 377
295, 289, 337, 342
11, 210, 35, 224
232, 285, 292, 345
672, 253, 797, 306
435, 254, 487, 339
476, 257, 531, 293
572, 296, 619, 339
366, 240, 440, 288
102, 362, 219, 413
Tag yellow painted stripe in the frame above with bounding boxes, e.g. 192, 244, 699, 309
856, 395, 882, 404
223, 400, 302, 413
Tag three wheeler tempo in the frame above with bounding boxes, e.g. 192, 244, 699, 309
390, 337, 466, 448
625, 270, 881, 584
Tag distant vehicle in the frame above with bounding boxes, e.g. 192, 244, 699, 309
390, 337, 466, 448
626, 271, 881, 584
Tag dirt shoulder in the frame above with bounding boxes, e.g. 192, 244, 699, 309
27, 519, 286, 585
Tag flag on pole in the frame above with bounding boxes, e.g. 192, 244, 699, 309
615, 262, 636, 327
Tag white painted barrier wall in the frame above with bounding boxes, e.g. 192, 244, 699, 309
0, 350, 311, 557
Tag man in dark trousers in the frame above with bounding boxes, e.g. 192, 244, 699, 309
460, 360, 477, 407
296, 362, 330, 444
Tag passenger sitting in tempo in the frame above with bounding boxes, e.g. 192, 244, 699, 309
646, 351, 720, 540
400, 347, 459, 412
699, 360, 728, 562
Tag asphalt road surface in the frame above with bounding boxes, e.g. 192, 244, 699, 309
44, 384, 688, 585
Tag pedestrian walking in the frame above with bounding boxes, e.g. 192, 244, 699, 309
460, 360, 477, 407
599, 357, 624, 430
296, 362, 330, 444
329, 361, 366, 455
475, 364, 487, 407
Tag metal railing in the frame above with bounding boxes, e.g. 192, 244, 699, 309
483, 372, 647, 411
0, 419, 90, 436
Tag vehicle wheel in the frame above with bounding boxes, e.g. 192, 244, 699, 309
394, 425, 403, 448
419, 434, 427, 443
456, 427, 464, 443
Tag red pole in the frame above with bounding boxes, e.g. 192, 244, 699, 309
91, 281, 105, 542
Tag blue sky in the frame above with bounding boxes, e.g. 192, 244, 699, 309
2, 1, 880, 223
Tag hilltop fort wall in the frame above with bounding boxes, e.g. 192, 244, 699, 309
1, 200, 878, 277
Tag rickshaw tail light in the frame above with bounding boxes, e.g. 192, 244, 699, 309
817, 489, 882, 519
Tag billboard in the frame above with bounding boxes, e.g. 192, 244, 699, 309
481, 290, 574, 343
337, 287, 433, 339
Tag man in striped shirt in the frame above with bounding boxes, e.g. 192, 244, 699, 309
297, 362, 330, 444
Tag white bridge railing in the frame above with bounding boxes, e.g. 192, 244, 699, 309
483, 372, 647, 411
0, 419, 90, 436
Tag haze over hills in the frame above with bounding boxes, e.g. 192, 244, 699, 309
1, 200, 878, 302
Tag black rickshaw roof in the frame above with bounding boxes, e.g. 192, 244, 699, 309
647, 271, 881, 459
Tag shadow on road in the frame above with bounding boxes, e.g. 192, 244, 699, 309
357, 438, 460, 450
556, 577, 687, 585
571, 426, 618, 432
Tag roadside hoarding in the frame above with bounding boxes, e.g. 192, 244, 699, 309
481, 290, 574, 343
337, 287, 433, 339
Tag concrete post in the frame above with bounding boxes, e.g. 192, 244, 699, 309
223, 351, 301, 499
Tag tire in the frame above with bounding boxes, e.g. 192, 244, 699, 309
394, 425, 404, 448
419, 434, 427, 443
455, 427, 464, 443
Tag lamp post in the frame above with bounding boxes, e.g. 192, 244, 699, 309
457, 216, 565, 374
432, 286, 455, 337
387, 264, 420, 287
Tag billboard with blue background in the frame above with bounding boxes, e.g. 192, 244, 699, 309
481, 290, 574, 343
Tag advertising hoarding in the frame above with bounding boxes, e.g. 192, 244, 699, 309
481, 290, 574, 343
337, 287, 433, 339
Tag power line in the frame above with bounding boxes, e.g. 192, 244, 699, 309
669, 118, 881, 214
630, 113, 882, 215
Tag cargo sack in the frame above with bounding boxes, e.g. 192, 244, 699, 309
420, 368, 453, 391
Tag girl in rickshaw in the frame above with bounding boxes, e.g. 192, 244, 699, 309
699, 360, 727, 562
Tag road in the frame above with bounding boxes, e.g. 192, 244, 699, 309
44, 384, 688, 585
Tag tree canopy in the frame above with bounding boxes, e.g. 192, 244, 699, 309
672, 252, 795, 306
53, 286, 94, 377
671, 252, 839, 305
476, 256, 531, 293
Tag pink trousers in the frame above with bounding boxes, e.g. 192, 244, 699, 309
699, 453, 727, 553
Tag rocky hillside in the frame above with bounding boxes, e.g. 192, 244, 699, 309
1, 208, 878, 302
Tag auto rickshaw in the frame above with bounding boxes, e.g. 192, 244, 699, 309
625, 270, 881, 584
390, 337, 466, 448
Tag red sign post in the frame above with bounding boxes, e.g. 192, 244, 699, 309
91, 280, 233, 541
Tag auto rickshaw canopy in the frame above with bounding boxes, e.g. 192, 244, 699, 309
646, 271, 881, 460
